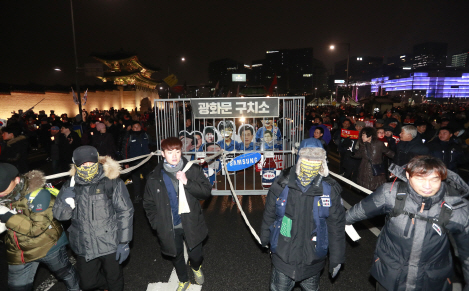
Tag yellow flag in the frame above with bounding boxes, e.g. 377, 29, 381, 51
163, 74, 178, 87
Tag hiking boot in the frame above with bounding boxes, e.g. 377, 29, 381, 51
176, 281, 190, 291
192, 265, 204, 285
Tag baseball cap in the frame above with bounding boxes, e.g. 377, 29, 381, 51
72, 146, 99, 166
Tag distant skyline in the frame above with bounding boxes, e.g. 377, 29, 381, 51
2, 0, 469, 87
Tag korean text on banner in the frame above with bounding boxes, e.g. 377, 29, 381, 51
192, 97, 279, 119
340, 129, 359, 139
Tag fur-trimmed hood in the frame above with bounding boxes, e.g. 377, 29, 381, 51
68, 156, 121, 180
4, 170, 47, 201
23, 170, 46, 193
296, 146, 329, 177
6, 135, 27, 147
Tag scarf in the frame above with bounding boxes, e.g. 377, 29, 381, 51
163, 159, 184, 193
75, 162, 100, 182
298, 160, 322, 186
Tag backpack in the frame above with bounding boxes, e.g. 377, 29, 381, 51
269, 178, 331, 257
387, 182, 458, 235
27, 185, 59, 204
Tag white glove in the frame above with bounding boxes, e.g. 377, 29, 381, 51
65, 198, 76, 210
0, 205, 11, 215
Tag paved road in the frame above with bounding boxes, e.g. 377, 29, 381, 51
0, 149, 465, 290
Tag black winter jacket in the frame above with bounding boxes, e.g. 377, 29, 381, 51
260, 167, 345, 281
53, 156, 134, 261
346, 167, 469, 291
143, 158, 212, 257
393, 137, 430, 166
427, 139, 466, 173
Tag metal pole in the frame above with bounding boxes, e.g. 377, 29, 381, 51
346, 43, 350, 98
70, 0, 82, 115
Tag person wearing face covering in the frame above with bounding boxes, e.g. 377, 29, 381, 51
53, 146, 134, 291
260, 138, 345, 291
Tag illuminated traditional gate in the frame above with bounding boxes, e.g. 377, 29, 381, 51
154, 97, 305, 195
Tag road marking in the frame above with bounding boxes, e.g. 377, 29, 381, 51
147, 244, 202, 291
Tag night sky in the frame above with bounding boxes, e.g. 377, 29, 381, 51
2, 0, 469, 87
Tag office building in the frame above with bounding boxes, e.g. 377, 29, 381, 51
412, 42, 448, 69
451, 52, 469, 68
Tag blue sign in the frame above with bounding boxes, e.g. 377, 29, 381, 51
226, 152, 261, 171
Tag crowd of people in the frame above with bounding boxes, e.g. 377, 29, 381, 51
0, 101, 469, 291
303, 103, 469, 190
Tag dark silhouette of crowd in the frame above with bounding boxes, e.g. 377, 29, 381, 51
0, 107, 156, 177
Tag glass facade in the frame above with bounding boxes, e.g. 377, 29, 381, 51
371, 72, 469, 98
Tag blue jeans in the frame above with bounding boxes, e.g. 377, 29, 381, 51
8, 245, 79, 291
270, 265, 320, 291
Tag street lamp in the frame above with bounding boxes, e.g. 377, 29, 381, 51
330, 43, 351, 97
167, 56, 185, 76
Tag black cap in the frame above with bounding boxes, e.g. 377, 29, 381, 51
386, 118, 399, 124
383, 125, 394, 132
0, 163, 19, 192
72, 146, 99, 166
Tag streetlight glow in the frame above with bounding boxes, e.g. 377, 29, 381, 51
329, 45, 335, 50
54, 68, 61, 71
181, 57, 185, 61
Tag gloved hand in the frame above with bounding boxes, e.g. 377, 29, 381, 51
61, 187, 76, 210
330, 263, 341, 279
0, 205, 15, 223
115, 243, 130, 264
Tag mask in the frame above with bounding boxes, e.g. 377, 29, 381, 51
298, 160, 322, 186
75, 163, 99, 182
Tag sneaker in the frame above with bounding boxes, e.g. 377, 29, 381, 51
125, 179, 133, 185
176, 281, 190, 291
192, 265, 204, 285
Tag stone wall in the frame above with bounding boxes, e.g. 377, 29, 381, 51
0, 88, 160, 119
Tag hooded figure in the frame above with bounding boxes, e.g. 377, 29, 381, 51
0, 163, 79, 291
53, 146, 134, 291
261, 139, 345, 290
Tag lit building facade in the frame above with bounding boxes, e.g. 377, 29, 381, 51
451, 52, 469, 68
371, 72, 469, 98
